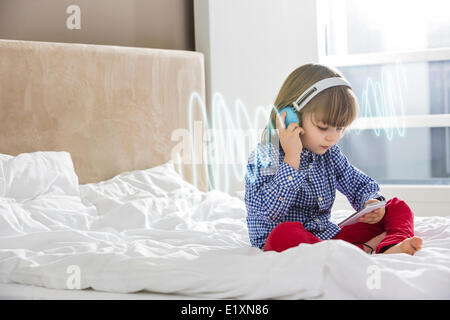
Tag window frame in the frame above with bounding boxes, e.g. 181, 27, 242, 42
316, 0, 450, 147
315, 0, 450, 215
316, 0, 450, 131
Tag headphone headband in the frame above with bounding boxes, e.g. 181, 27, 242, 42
292, 77, 352, 112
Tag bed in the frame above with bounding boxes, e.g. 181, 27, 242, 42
0, 39, 449, 300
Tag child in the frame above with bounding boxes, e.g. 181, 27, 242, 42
244, 63, 423, 255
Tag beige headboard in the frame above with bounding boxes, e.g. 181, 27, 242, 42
0, 39, 208, 191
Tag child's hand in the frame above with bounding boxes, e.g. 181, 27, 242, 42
357, 199, 385, 224
276, 110, 304, 161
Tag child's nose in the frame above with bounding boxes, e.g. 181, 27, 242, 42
325, 130, 340, 141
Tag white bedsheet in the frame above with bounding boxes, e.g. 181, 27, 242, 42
0, 151, 449, 299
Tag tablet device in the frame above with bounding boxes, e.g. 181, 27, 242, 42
337, 200, 386, 227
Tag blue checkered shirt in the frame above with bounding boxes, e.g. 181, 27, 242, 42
244, 143, 384, 249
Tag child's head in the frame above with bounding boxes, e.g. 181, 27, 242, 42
262, 63, 359, 154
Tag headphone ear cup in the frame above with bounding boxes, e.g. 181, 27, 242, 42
280, 107, 299, 127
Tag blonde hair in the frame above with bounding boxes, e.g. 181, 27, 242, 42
261, 63, 359, 144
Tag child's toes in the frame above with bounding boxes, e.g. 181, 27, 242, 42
411, 237, 423, 251
401, 237, 423, 255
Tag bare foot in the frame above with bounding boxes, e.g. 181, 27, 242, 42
362, 232, 387, 254
383, 237, 423, 255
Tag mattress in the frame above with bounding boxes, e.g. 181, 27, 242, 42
1, 151, 449, 299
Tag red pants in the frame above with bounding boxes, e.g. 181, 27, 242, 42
263, 197, 414, 254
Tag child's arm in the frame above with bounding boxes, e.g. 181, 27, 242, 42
244, 144, 308, 223
330, 145, 384, 211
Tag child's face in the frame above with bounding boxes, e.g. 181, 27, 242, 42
300, 112, 345, 155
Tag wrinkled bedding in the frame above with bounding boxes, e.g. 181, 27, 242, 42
0, 151, 449, 299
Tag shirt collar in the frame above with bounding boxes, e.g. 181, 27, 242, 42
279, 146, 318, 163
302, 148, 317, 163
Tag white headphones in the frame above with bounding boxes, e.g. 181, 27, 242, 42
292, 77, 352, 112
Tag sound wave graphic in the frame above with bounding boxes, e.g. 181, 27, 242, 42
172, 91, 273, 192
174, 64, 408, 192
356, 63, 408, 141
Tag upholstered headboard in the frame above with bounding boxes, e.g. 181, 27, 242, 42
0, 39, 208, 191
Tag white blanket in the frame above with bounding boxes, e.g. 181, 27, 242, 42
0, 151, 449, 299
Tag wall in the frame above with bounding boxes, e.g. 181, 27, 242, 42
194, 0, 320, 196
0, 0, 195, 50
194, 0, 450, 216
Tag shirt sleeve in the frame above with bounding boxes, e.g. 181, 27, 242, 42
330, 145, 383, 211
244, 143, 308, 223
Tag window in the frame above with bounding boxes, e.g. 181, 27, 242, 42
317, 0, 450, 185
